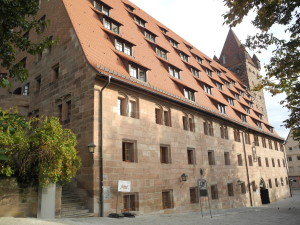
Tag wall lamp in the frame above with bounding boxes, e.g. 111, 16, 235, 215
181, 173, 188, 182
88, 143, 96, 153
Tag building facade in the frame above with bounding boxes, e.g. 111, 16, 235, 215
0, 0, 289, 217
285, 130, 300, 189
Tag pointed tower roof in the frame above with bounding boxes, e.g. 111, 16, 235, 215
219, 29, 256, 68
213, 54, 219, 62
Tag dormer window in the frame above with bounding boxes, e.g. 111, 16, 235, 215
134, 15, 146, 27
230, 79, 236, 86
179, 52, 189, 62
241, 114, 247, 122
125, 3, 135, 12
244, 106, 250, 114
205, 68, 212, 77
159, 26, 168, 34
204, 84, 212, 95
216, 82, 223, 91
115, 38, 133, 56
144, 30, 156, 42
185, 44, 192, 50
225, 81, 230, 88
215, 70, 221, 75
103, 17, 120, 34
183, 88, 195, 101
258, 114, 263, 120
169, 38, 179, 48
218, 104, 226, 114
257, 121, 262, 129
156, 47, 167, 60
195, 55, 203, 64
248, 101, 253, 108
169, 66, 180, 79
234, 93, 240, 100
94, 1, 111, 16
228, 97, 234, 106
238, 90, 244, 96
191, 67, 199, 78
129, 64, 147, 82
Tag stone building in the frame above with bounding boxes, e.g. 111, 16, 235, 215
0, 0, 289, 217
285, 130, 300, 189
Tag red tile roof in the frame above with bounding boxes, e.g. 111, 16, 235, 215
63, 0, 282, 140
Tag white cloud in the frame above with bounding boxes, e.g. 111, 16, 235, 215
129, 0, 289, 138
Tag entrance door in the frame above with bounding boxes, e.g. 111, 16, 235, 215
260, 188, 270, 204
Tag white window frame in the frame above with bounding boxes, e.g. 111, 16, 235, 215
204, 85, 212, 95
129, 64, 147, 82
184, 88, 195, 101
169, 66, 180, 79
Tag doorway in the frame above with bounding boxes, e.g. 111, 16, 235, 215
259, 179, 270, 204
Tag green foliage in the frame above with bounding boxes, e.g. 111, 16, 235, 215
223, 0, 300, 135
0, 0, 55, 87
0, 108, 81, 187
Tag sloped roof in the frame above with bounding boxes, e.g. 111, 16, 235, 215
62, 0, 282, 140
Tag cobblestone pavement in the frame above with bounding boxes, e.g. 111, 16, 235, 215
1, 190, 299, 225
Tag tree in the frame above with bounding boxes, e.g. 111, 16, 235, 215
0, 0, 54, 87
223, 0, 300, 137
0, 108, 81, 187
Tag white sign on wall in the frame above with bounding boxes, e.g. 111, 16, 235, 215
118, 180, 131, 193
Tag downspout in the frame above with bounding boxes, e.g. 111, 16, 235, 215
241, 131, 253, 207
99, 75, 111, 217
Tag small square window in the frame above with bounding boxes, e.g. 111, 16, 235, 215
123, 193, 138, 211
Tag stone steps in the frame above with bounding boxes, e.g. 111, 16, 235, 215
60, 188, 94, 218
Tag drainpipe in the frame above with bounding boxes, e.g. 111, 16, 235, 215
241, 131, 253, 207
99, 75, 111, 217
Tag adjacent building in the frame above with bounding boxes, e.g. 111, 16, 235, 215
285, 130, 300, 188
0, 0, 289, 217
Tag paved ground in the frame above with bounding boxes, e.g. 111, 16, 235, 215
1, 190, 299, 225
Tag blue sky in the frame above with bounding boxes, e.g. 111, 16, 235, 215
129, 0, 290, 139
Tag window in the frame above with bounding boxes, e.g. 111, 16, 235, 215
125, 3, 135, 12
156, 47, 168, 59
244, 106, 250, 114
234, 93, 240, 100
211, 185, 218, 200
268, 179, 272, 188
220, 125, 229, 139
225, 81, 230, 88
230, 80, 236, 86
281, 178, 284, 186
179, 52, 189, 62
205, 68, 212, 77
234, 129, 241, 142
262, 137, 267, 148
286, 177, 289, 185
129, 64, 147, 82
160, 145, 171, 164
189, 187, 199, 203
241, 183, 246, 194
208, 150, 215, 165
228, 97, 234, 106
162, 190, 173, 209
128, 100, 137, 118
245, 133, 251, 145
58, 104, 62, 121
274, 142, 278, 151
268, 139, 273, 149
287, 156, 292, 162
195, 55, 203, 64
272, 158, 275, 167
187, 148, 196, 165
144, 30, 156, 42
185, 44, 193, 50
258, 114, 263, 120
52, 63, 59, 80
159, 26, 167, 34
241, 114, 247, 123
115, 39, 133, 56
258, 157, 262, 167
182, 116, 188, 130
155, 106, 171, 126
248, 155, 253, 166
298, 156, 300, 160
183, 115, 195, 131
169, 38, 179, 48
275, 178, 278, 187
22, 83, 30, 96
265, 158, 269, 167
35, 75, 41, 93
238, 90, 244, 96
122, 141, 136, 162
203, 85, 212, 95
283, 159, 286, 167
227, 183, 234, 196
66, 100, 71, 122
280, 144, 284, 151
183, 88, 195, 101
93, 0, 110, 15
191, 67, 200, 78
103, 17, 120, 34
123, 193, 138, 211
168, 66, 180, 79
248, 101, 253, 108
251, 181, 256, 191
215, 70, 221, 76
118, 98, 126, 116
118, 95, 138, 119
218, 104, 226, 114
237, 154, 243, 166
224, 152, 230, 165
134, 15, 146, 27
257, 121, 262, 129
216, 82, 223, 91
203, 120, 214, 136
289, 147, 292, 151
254, 135, 259, 146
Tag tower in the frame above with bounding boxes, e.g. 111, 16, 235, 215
219, 29, 268, 119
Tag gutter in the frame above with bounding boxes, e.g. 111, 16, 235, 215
98, 75, 111, 217
241, 131, 253, 206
